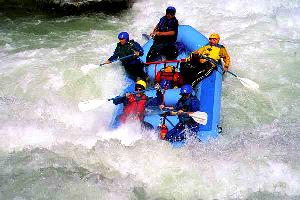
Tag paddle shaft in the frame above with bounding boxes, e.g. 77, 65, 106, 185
226, 70, 238, 78
102, 54, 135, 66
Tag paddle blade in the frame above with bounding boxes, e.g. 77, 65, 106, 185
80, 64, 99, 74
78, 99, 106, 112
189, 111, 208, 125
238, 77, 259, 90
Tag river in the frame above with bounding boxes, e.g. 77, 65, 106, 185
0, 0, 300, 199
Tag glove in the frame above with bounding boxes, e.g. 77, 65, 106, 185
160, 111, 170, 117
191, 52, 200, 59
223, 65, 229, 71
155, 83, 161, 91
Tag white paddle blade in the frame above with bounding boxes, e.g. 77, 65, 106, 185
189, 111, 208, 125
80, 64, 98, 74
78, 99, 106, 112
238, 77, 259, 90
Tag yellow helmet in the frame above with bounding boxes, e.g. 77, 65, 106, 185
136, 80, 147, 90
209, 33, 220, 42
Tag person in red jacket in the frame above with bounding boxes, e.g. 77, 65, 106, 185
113, 80, 163, 128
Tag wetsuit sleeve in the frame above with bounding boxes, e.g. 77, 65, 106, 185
220, 47, 230, 68
112, 95, 126, 105
190, 97, 200, 112
108, 44, 120, 62
146, 90, 163, 107
155, 17, 164, 31
132, 41, 144, 57
168, 18, 178, 32
185, 47, 205, 62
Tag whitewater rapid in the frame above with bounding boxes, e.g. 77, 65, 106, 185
0, 0, 300, 199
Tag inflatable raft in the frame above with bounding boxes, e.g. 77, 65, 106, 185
110, 25, 223, 145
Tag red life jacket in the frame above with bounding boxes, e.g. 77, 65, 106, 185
119, 94, 148, 123
155, 68, 183, 88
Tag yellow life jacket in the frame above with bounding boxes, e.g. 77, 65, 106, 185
201, 44, 223, 61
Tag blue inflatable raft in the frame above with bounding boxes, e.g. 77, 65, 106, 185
110, 25, 223, 145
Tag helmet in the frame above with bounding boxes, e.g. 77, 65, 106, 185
160, 79, 172, 90
136, 80, 147, 90
180, 84, 193, 94
166, 6, 176, 15
164, 66, 173, 73
209, 33, 220, 42
118, 32, 129, 41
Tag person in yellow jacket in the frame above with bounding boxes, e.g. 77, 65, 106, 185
180, 33, 230, 86
193, 33, 230, 70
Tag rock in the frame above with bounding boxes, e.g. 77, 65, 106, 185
0, 0, 134, 15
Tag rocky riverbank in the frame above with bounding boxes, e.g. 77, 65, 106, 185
0, 0, 133, 15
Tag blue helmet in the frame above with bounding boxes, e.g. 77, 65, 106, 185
166, 6, 176, 15
160, 79, 172, 90
180, 84, 193, 94
118, 32, 129, 41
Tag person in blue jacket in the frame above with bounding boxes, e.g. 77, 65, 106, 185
146, 6, 179, 62
105, 32, 147, 81
159, 84, 200, 142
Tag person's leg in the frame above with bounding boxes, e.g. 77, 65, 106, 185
191, 61, 214, 87
141, 121, 154, 130
163, 43, 178, 60
179, 62, 196, 85
146, 44, 163, 62
165, 123, 185, 142
124, 62, 147, 81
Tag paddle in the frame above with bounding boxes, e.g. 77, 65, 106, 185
197, 55, 260, 90
78, 89, 154, 112
80, 54, 135, 73
78, 98, 107, 112
78, 96, 123, 112
161, 110, 208, 125
188, 111, 208, 125
226, 70, 259, 90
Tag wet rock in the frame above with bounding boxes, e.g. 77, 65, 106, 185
0, 0, 133, 15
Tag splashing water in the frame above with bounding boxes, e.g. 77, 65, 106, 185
0, 0, 300, 199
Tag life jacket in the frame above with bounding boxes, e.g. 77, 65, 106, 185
119, 93, 148, 123
200, 43, 224, 62
155, 16, 178, 43
116, 40, 137, 64
175, 95, 200, 124
155, 66, 183, 89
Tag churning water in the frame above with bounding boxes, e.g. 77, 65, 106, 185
0, 0, 300, 199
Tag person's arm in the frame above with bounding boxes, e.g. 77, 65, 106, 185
132, 41, 144, 57
220, 47, 230, 71
187, 98, 200, 114
184, 47, 204, 62
112, 95, 126, 105
155, 31, 176, 37
146, 88, 164, 107
155, 18, 178, 37
107, 45, 119, 62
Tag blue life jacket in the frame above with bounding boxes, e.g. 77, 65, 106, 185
155, 16, 178, 44
175, 95, 200, 124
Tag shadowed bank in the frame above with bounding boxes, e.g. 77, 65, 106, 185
0, 0, 134, 15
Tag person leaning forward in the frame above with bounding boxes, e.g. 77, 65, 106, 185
112, 80, 163, 129
159, 84, 200, 142
104, 31, 147, 81
146, 6, 179, 62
